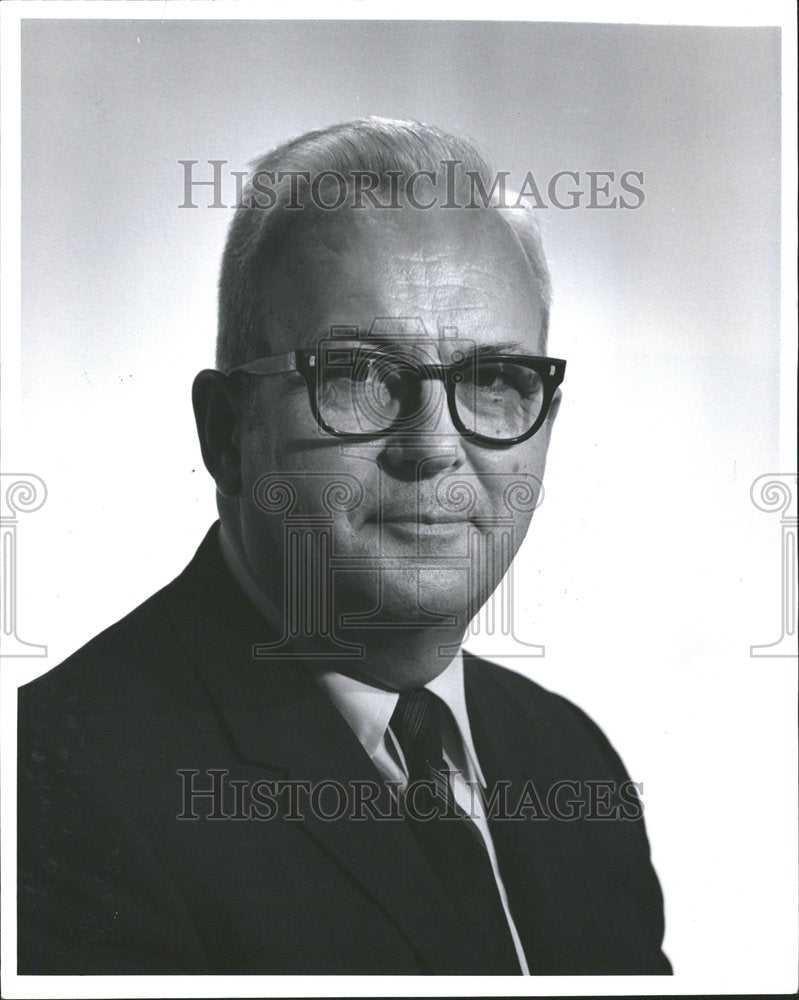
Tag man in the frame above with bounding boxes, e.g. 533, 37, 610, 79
18, 118, 671, 975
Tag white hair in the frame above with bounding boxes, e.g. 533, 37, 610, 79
217, 117, 550, 372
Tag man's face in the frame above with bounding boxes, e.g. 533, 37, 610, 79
232, 202, 557, 682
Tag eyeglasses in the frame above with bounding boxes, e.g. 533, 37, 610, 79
228, 341, 566, 446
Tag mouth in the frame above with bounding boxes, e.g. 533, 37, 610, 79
364, 514, 470, 541
369, 514, 468, 526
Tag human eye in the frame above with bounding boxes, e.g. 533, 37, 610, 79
474, 362, 507, 390
472, 360, 541, 399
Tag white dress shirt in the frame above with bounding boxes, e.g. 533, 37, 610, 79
218, 525, 529, 973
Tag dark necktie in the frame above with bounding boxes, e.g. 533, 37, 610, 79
390, 688, 521, 973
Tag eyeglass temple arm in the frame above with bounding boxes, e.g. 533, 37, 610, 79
228, 352, 300, 377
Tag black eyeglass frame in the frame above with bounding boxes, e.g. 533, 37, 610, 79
228, 346, 566, 446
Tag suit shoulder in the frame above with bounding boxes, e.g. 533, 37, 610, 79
464, 652, 547, 695
464, 651, 572, 714
18, 580, 181, 718
463, 652, 631, 778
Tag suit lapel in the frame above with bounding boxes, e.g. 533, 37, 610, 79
160, 525, 483, 973
463, 654, 592, 970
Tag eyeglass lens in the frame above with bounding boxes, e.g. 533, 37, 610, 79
315, 345, 545, 440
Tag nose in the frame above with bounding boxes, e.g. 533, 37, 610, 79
381, 377, 465, 479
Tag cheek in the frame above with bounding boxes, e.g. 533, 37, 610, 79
239, 424, 307, 524
240, 395, 311, 479
473, 439, 546, 495
240, 428, 278, 488
242, 429, 378, 530
511, 438, 549, 500
465, 444, 545, 551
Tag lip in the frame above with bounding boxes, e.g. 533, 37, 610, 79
370, 517, 469, 538
370, 515, 468, 526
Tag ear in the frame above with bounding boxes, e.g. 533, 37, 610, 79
192, 369, 243, 497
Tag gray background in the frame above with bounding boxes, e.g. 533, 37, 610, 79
17, 18, 790, 985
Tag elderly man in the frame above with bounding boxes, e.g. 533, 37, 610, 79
18, 118, 670, 975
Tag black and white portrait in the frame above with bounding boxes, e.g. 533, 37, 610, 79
1, 4, 795, 997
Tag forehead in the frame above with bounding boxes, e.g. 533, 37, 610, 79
259, 203, 544, 356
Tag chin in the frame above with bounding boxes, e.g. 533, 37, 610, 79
356, 659, 454, 692
335, 567, 471, 630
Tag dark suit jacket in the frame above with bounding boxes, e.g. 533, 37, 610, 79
18, 523, 671, 975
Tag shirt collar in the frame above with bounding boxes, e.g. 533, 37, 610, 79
314, 652, 487, 788
312, 670, 400, 760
